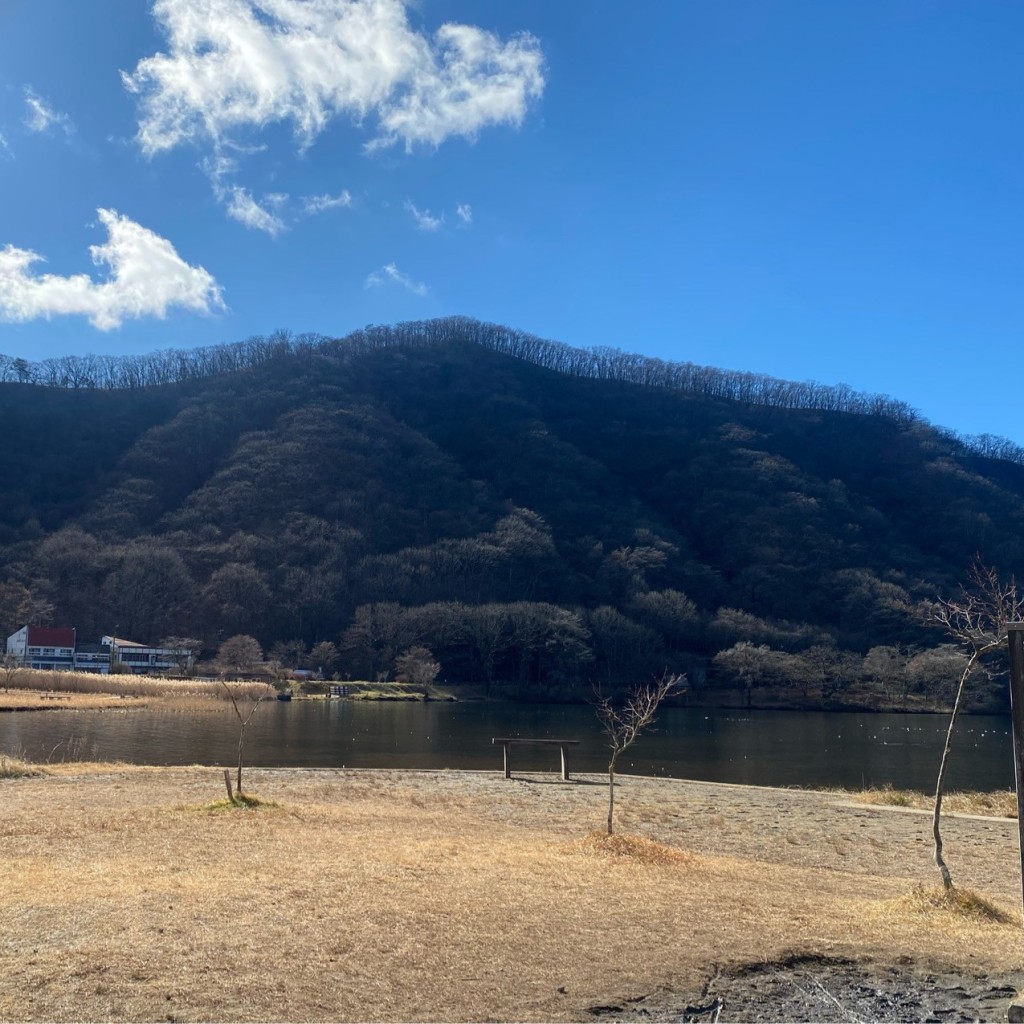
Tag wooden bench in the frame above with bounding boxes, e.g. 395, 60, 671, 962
492, 737, 580, 781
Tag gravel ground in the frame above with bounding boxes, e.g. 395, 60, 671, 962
589, 953, 1022, 1023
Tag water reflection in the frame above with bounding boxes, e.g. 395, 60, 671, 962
0, 702, 1013, 792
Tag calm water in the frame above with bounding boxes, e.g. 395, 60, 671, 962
0, 701, 1015, 791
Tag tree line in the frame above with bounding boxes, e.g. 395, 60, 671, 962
2, 321, 1024, 710
3, 316, 1022, 467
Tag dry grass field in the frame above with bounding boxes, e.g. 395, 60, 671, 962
1, 765, 1023, 1022
848, 784, 1020, 818
0, 674, 276, 722
0, 689, 146, 711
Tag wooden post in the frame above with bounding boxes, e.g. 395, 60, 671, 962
503, 741, 511, 779
560, 744, 569, 781
1005, 624, 1024, 925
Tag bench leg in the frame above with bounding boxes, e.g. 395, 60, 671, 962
561, 745, 569, 781
503, 742, 511, 779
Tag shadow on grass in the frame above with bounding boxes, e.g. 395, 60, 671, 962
511, 775, 604, 786
189, 794, 281, 813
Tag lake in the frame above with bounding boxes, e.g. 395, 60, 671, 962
0, 701, 1015, 792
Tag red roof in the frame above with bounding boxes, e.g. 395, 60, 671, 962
26, 627, 75, 648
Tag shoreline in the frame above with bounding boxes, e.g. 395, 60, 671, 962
0, 684, 1007, 718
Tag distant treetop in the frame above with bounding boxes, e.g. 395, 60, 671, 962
0, 315, 1019, 465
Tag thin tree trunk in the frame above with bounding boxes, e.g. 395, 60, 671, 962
932, 652, 979, 890
236, 726, 245, 797
607, 753, 617, 835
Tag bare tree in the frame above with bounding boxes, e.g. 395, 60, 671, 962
932, 562, 1023, 889
309, 640, 340, 678
213, 634, 270, 802
595, 673, 683, 835
159, 636, 203, 677
219, 681, 273, 802
1, 653, 22, 692
394, 645, 440, 688
215, 634, 264, 679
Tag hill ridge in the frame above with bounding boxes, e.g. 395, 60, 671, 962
3, 316, 1019, 467
1, 321, 1022, 709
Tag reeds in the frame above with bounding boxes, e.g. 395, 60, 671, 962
2, 668, 274, 702
0, 752, 45, 778
850, 785, 1018, 818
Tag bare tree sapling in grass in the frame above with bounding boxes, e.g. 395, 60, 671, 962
932, 562, 1022, 890
596, 673, 683, 835
218, 681, 272, 804
215, 635, 270, 803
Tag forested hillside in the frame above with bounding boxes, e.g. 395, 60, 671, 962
2, 317, 1022, 708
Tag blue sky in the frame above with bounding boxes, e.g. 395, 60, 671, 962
1, 1, 1022, 442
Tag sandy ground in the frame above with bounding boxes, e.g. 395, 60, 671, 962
1, 766, 1022, 1022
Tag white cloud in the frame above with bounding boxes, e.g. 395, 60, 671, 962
302, 190, 353, 215
220, 182, 354, 232
0, 133, 11, 160
201, 151, 240, 185
0, 209, 224, 330
404, 200, 442, 231
365, 261, 427, 296
224, 186, 288, 236
372, 21, 545, 151
23, 87, 73, 135
456, 203, 472, 225
124, 0, 545, 156
201, 153, 288, 234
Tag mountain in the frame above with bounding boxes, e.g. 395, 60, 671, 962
1, 317, 1021, 707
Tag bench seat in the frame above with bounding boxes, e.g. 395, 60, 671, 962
492, 737, 581, 781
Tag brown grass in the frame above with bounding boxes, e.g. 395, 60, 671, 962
2, 669, 275, 703
345, 680, 458, 702
572, 830, 694, 865
0, 690, 142, 711
850, 785, 1018, 818
0, 753, 46, 778
872, 884, 1017, 927
0, 768, 1020, 1022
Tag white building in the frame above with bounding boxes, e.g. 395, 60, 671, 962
6, 627, 197, 675
6, 626, 76, 670
101, 636, 195, 674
